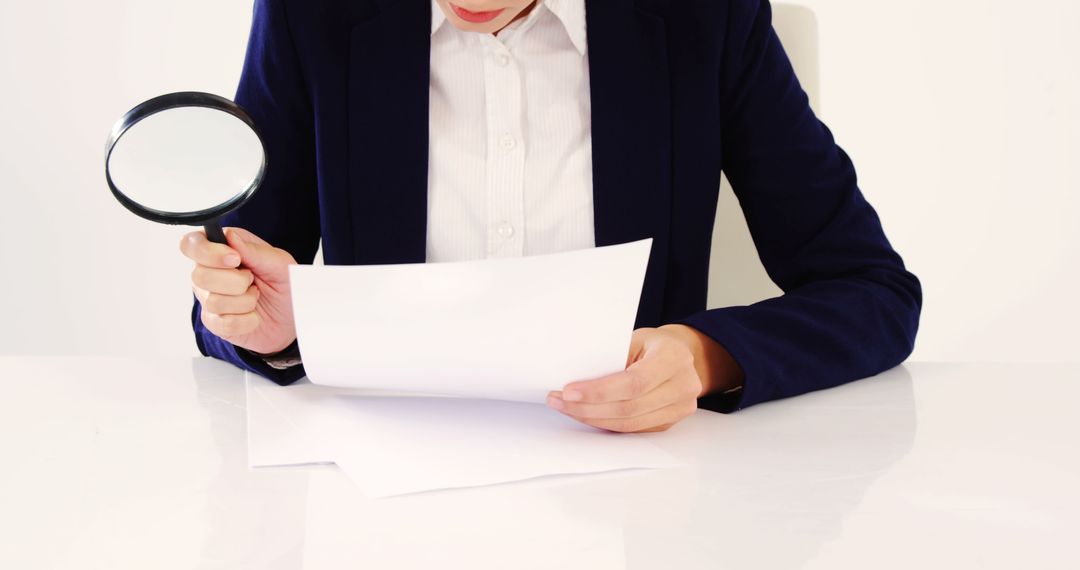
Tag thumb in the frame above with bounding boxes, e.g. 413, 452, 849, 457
223, 227, 295, 281
625, 328, 651, 368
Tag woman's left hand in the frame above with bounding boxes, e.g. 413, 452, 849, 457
546, 325, 712, 433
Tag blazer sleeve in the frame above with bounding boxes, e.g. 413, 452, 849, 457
674, 0, 922, 412
191, 0, 320, 385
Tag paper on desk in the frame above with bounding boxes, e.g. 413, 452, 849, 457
246, 373, 682, 498
288, 239, 653, 402
245, 377, 337, 468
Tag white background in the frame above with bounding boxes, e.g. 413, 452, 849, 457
0, 0, 1076, 362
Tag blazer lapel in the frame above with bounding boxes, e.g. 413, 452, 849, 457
586, 0, 672, 325
347, 0, 432, 265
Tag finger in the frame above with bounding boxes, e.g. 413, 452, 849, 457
560, 366, 664, 405
201, 284, 260, 315
224, 227, 295, 280
560, 400, 698, 433
180, 231, 241, 269
201, 309, 261, 339
548, 376, 687, 419
191, 265, 255, 296
225, 226, 271, 247
562, 343, 688, 403
192, 284, 209, 305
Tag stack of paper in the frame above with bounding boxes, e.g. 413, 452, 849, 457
247, 377, 681, 497
247, 240, 681, 497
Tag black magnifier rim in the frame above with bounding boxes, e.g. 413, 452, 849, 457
104, 91, 268, 226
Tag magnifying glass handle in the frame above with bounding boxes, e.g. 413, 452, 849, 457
204, 221, 227, 245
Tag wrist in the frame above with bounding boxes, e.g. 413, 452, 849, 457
659, 324, 744, 397
247, 337, 298, 358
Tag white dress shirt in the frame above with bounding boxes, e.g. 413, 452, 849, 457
426, 0, 595, 262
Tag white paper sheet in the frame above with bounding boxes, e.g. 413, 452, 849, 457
245, 378, 336, 468
246, 374, 682, 498
288, 239, 653, 402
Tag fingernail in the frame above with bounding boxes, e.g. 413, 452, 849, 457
546, 395, 564, 410
563, 390, 583, 402
224, 253, 241, 267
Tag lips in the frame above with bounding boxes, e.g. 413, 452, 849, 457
449, 3, 506, 23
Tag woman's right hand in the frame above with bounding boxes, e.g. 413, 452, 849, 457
180, 227, 299, 356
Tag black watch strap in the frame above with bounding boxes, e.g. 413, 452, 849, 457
251, 339, 302, 370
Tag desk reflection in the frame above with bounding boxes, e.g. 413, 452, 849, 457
193, 359, 309, 570
630, 366, 917, 569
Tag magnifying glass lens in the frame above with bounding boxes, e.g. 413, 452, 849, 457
104, 92, 268, 244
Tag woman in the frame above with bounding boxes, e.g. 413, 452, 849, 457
181, 0, 922, 432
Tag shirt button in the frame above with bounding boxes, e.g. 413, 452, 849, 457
495, 54, 510, 67
499, 133, 517, 151
497, 222, 515, 238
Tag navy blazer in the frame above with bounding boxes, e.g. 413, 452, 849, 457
193, 0, 922, 412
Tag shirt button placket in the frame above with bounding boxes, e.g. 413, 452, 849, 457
484, 39, 526, 259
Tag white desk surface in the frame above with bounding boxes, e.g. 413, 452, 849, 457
0, 357, 1076, 569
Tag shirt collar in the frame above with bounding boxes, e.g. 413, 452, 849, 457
431, 1, 447, 36
431, 1, 587, 55
544, 0, 587, 55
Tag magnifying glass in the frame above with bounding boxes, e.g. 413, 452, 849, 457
104, 91, 267, 244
